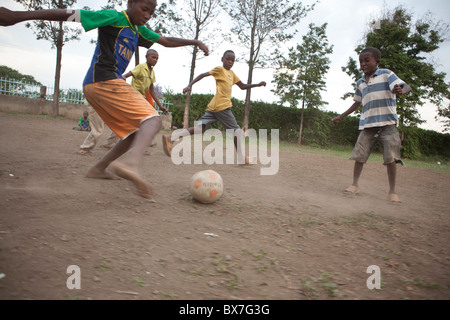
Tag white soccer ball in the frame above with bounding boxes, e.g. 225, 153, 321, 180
189, 170, 224, 204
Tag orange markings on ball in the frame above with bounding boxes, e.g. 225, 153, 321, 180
189, 170, 224, 204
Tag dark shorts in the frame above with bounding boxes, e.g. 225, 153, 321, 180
196, 108, 240, 131
350, 125, 402, 165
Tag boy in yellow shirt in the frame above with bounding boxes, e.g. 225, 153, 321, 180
162, 50, 266, 164
123, 48, 168, 115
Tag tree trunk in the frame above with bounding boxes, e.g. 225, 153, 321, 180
183, 26, 200, 129
135, 49, 140, 66
242, 55, 255, 133
52, 21, 63, 117
297, 98, 305, 145
242, 4, 258, 133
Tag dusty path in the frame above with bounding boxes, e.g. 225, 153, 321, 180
0, 112, 449, 300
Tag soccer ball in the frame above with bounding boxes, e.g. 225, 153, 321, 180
189, 170, 224, 204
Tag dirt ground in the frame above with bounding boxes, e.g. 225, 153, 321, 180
0, 111, 449, 301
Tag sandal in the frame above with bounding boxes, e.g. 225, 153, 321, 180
77, 149, 92, 155
389, 193, 402, 205
344, 185, 359, 195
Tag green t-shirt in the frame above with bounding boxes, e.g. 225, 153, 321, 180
79, 9, 160, 85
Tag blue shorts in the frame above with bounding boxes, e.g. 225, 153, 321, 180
196, 108, 240, 131
350, 125, 402, 165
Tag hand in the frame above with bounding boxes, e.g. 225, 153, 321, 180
0, 8, 19, 26
332, 116, 342, 125
259, 81, 267, 87
160, 107, 168, 115
393, 84, 403, 95
197, 41, 209, 56
183, 86, 191, 94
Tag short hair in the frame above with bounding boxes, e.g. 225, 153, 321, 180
360, 47, 381, 61
223, 50, 235, 57
146, 48, 158, 55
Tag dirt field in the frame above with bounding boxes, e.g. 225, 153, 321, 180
0, 111, 449, 301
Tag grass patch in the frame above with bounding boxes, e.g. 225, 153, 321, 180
5, 111, 66, 120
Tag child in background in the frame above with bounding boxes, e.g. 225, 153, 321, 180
163, 50, 266, 165
123, 48, 168, 115
332, 47, 411, 205
73, 111, 90, 131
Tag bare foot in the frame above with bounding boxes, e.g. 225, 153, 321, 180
239, 156, 256, 166
162, 134, 172, 157
111, 162, 154, 200
85, 167, 119, 180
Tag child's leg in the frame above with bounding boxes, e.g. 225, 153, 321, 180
111, 117, 162, 199
380, 125, 402, 203
83, 79, 161, 198
386, 161, 396, 194
352, 161, 364, 188
346, 129, 377, 193
162, 112, 213, 157
117, 116, 162, 169
85, 134, 134, 179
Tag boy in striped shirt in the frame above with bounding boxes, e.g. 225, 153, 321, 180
332, 47, 411, 204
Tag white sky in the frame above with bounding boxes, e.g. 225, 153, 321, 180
0, 0, 449, 132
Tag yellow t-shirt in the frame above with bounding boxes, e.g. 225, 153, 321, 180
207, 66, 240, 112
130, 62, 156, 96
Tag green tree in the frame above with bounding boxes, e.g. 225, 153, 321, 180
0, 65, 42, 84
222, 0, 316, 132
272, 23, 333, 145
342, 6, 450, 135
437, 101, 450, 132
15, 0, 82, 116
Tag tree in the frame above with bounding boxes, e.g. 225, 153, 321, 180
222, 0, 316, 132
170, 0, 222, 128
0, 65, 42, 84
342, 6, 450, 134
15, 0, 82, 116
272, 23, 333, 145
437, 101, 450, 132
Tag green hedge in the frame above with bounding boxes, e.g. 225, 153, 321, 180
164, 93, 450, 161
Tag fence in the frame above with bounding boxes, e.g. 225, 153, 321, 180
0, 77, 172, 114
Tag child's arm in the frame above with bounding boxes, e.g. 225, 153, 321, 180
332, 101, 362, 125
183, 72, 211, 94
149, 84, 168, 114
157, 37, 209, 56
122, 71, 133, 80
236, 81, 266, 90
0, 7, 76, 26
393, 84, 411, 96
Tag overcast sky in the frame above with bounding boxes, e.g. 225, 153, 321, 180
0, 0, 449, 132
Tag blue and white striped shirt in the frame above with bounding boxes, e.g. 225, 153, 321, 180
354, 68, 405, 130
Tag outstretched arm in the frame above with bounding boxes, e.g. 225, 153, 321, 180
332, 101, 361, 125
157, 36, 209, 57
183, 72, 211, 94
0, 7, 76, 26
149, 84, 168, 115
236, 81, 266, 90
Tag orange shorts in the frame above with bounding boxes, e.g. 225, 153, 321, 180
83, 79, 159, 139
145, 89, 155, 107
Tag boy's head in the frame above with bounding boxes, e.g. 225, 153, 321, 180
127, 0, 157, 26
83, 111, 89, 118
359, 47, 381, 76
145, 49, 159, 67
222, 50, 235, 70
